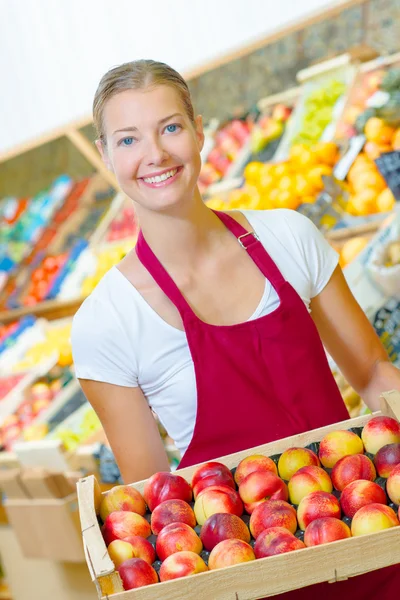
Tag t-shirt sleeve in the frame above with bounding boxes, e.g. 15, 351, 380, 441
71, 296, 139, 387
281, 209, 339, 298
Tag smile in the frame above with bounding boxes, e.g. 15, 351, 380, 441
140, 167, 182, 188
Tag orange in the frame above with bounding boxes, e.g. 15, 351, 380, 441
278, 175, 297, 193
301, 195, 317, 204
295, 174, 316, 196
307, 165, 333, 191
364, 117, 395, 145
312, 142, 339, 166
243, 162, 264, 184
348, 189, 377, 216
258, 172, 275, 191
268, 188, 280, 207
393, 129, 400, 151
289, 144, 310, 163
376, 188, 395, 213
227, 189, 249, 209
364, 141, 392, 160
352, 170, 386, 194
274, 190, 301, 210
274, 162, 292, 178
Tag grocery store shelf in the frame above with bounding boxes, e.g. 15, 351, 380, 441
0, 297, 85, 325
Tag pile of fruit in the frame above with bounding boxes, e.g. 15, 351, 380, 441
199, 120, 251, 192
0, 373, 26, 401
95, 415, 400, 591
206, 141, 339, 212
106, 204, 137, 243
11, 320, 72, 372
250, 104, 292, 154
80, 238, 134, 297
50, 404, 102, 452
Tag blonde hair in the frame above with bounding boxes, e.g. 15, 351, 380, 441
93, 59, 195, 143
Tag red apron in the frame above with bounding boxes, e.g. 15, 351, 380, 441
136, 210, 399, 599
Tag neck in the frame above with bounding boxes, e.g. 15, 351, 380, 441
135, 188, 227, 267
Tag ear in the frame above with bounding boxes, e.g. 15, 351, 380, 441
194, 115, 205, 152
95, 139, 113, 171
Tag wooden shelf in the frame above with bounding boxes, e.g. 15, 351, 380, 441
0, 297, 84, 325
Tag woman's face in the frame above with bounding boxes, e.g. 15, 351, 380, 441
99, 85, 204, 213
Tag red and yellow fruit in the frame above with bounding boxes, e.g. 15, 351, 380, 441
319, 430, 364, 469
249, 500, 297, 538
234, 454, 277, 486
362, 416, 400, 455
304, 517, 351, 547
159, 551, 208, 582
118, 558, 158, 590
277, 447, 320, 481
155, 522, 202, 562
254, 527, 305, 558
194, 485, 243, 525
340, 480, 387, 519
386, 463, 400, 505
374, 444, 400, 478
238, 471, 288, 514
151, 499, 196, 535
191, 462, 235, 498
297, 491, 341, 531
100, 485, 146, 522
102, 511, 151, 545
208, 539, 255, 570
331, 454, 376, 491
200, 513, 250, 551
144, 472, 192, 512
108, 537, 155, 568
288, 466, 333, 505
351, 503, 400, 536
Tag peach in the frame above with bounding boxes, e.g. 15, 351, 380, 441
250, 500, 297, 538
156, 522, 202, 561
151, 499, 196, 535
102, 511, 151, 545
304, 517, 351, 547
351, 503, 400, 536
122, 536, 156, 565
297, 491, 341, 530
108, 538, 155, 568
200, 513, 250, 551
319, 430, 364, 469
277, 447, 320, 481
331, 454, 376, 491
159, 551, 208, 582
208, 539, 255, 570
374, 444, 400, 478
100, 485, 146, 522
361, 416, 400, 455
143, 472, 192, 512
238, 471, 288, 514
340, 480, 387, 518
254, 527, 305, 558
386, 463, 400, 504
118, 557, 158, 590
194, 485, 243, 525
234, 454, 277, 486
288, 466, 333, 505
191, 462, 235, 498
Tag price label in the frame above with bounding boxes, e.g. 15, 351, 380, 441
375, 151, 400, 201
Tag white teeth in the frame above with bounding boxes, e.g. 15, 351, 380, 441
143, 169, 178, 184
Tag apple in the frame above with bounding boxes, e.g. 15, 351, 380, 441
250, 500, 297, 538
288, 466, 333, 505
194, 485, 243, 525
143, 472, 192, 512
361, 416, 400, 455
234, 454, 277, 486
100, 485, 146, 522
331, 454, 376, 491
151, 499, 196, 535
277, 447, 320, 481
191, 462, 235, 498
159, 551, 208, 582
304, 517, 351, 547
374, 444, 400, 478
238, 471, 288, 514
254, 527, 305, 558
200, 513, 250, 551
319, 430, 364, 469
156, 522, 202, 561
297, 491, 341, 531
351, 503, 400, 536
118, 557, 158, 590
208, 539, 255, 570
340, 480, 387, 518
386, 463, 400, 504
102, 511, 151, 545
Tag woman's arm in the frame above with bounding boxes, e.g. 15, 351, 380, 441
79, 380, 171, 483
310, 265, 400, 411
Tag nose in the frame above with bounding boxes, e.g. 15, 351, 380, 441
145, 134, 169, 166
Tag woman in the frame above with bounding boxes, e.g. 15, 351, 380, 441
72, 60, 400, 598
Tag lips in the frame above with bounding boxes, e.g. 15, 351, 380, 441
139, 166, 183, 188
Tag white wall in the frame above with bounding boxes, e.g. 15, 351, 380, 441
0, 0, 345, 153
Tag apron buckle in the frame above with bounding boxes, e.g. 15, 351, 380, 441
238, 231, 260, 249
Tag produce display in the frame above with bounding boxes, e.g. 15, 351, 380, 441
0, 373, 27, 402
249, 103, 293, 156
47, 403, 102, 452
87, 410, 400, 593
80, 238, 135, 297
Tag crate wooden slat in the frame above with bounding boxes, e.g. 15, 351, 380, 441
77, 391, 400, 599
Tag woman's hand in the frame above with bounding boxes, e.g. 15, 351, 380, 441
310, 265, 400, 412
79, 380, 171, 483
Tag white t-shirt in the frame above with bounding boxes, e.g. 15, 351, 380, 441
72, 209, 338, 457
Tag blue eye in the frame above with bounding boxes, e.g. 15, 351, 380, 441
121, 137, 134, 146
164, 124, 180, 134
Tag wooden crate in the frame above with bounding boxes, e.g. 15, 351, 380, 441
77, 391, 400, 599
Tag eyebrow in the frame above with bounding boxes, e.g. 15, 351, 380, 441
112, 113, 183, 135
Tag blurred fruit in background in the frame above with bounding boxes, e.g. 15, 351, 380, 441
81, 239, 134, 297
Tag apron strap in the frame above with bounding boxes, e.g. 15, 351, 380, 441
213, 210, 286, 291
135, 231, 195, 319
